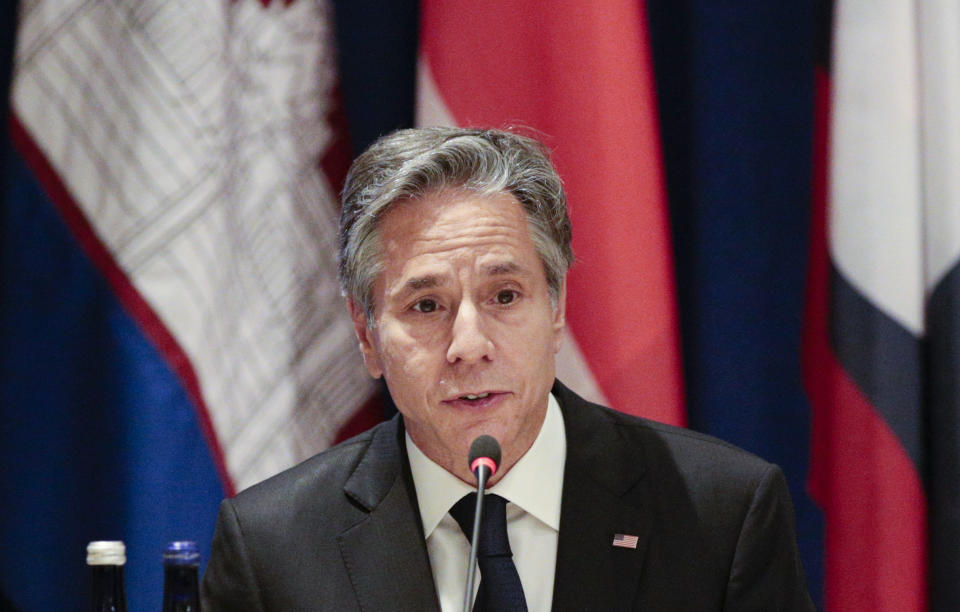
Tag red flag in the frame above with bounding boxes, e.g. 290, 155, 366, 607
418, 1, 684, 425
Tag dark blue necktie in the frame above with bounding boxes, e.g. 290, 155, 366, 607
450, 493, 529, 612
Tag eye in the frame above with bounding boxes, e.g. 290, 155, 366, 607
495, 290, 518, 305
412, 298, 439, 313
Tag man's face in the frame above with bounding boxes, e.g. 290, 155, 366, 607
349, 190, 566, 485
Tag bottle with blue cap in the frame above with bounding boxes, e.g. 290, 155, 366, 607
87, 541, 127, 612
162, 541, 202, 612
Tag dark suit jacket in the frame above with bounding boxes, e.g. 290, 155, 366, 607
201, 381, 813, 610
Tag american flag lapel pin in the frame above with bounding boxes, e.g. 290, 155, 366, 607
612, 533, 639, 549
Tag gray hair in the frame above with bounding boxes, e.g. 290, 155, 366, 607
338, 127, 574, 321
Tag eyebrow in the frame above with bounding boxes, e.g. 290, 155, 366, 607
482, 261, 526, 276
404, 274, 444, 292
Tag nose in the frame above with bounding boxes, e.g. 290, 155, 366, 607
446, 300, 494, 364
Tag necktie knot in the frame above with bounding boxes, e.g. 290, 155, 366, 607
450, 493, 512, 558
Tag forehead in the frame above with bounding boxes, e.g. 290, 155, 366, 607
378, 190, 532, 257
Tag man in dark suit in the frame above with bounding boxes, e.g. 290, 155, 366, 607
202, 127, 813, 610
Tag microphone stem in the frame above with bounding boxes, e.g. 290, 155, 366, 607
462, 466, 489, 612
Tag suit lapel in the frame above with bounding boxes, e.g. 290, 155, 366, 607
337, 417, 441, 612
551, 382, 654, 611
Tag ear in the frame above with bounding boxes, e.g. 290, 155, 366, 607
348, 299, 384, 379
551, 277, 567, 353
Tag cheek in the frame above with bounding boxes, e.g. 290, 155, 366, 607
378, 333, 436, 390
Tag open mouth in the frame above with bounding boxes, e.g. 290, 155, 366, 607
460, 392, 490, 401
444, 391, 505, 407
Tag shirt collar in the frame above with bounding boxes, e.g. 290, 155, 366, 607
406, 392, 567, 538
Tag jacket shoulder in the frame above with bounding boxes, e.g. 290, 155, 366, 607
554, 380, 778, 494
228, 420, 389, 525
620, 410, 775, 480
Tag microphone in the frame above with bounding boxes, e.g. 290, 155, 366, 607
469, 434, 501, 483
462, 435, 501, 612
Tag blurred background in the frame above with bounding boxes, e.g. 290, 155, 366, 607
3, 1, 956, 610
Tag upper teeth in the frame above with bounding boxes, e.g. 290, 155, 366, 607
463, 393, 490, 400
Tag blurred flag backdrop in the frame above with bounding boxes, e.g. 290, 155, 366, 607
5, 0, 958, 610
416, 0, 686, 426
2, 1, 375, 609
805, 0, 960, 610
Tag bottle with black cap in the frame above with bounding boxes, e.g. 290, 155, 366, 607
87, 540, 127, 612
162, 541, 202, 612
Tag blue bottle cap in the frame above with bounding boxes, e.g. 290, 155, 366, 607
163, 541, 200, 565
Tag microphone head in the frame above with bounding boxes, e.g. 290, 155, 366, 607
468, 435, 501, 477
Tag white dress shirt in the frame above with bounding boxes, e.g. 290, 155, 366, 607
406, 393, 567, 612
